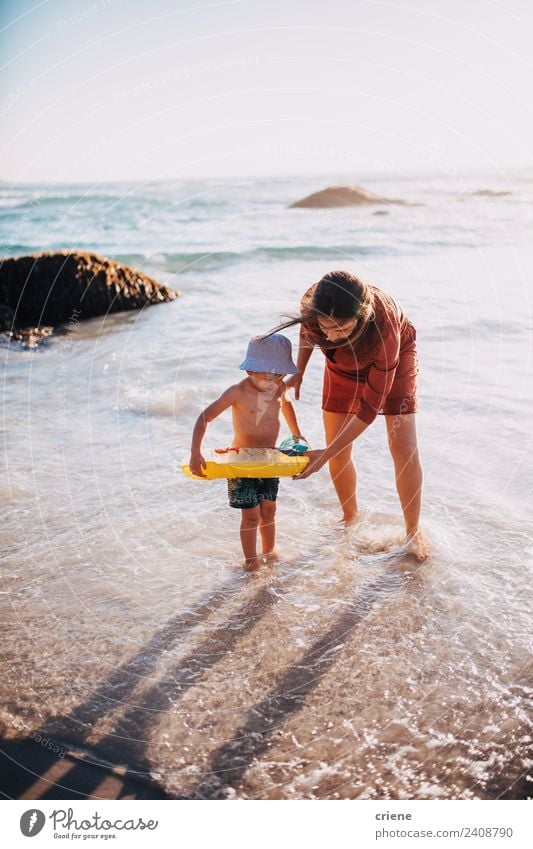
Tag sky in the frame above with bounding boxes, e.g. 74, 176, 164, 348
1, 0, 533, 183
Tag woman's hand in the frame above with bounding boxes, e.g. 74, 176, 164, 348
285, 373, 303, 400
292, 449, 328, 479
189, 451, 207, 478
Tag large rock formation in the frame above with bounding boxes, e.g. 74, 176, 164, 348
0, 251, 178, 344
289, 184, 411, 208
472, 189, 512, 197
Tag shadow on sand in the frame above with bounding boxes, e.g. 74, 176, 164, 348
1, 577, 276, 799
1, 564, 418, 799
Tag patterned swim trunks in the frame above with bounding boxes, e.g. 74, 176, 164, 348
227, 477, 280, 509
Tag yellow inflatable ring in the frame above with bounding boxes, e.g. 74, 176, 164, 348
181, 447, 309, 479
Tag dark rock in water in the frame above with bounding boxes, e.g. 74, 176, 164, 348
472, 189, 512, 197
0, 250, 179, 344
289, 185, 413, 208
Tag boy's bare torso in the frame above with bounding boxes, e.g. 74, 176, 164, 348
230, 377, 284, 448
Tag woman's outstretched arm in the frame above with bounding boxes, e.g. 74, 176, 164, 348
285, 326, 314, 399
293, 414, 369, 479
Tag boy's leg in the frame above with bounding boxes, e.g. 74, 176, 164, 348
228, 477, 262, 570
258, 477, 279, 559
240, 505, 261, 570
323, 410, 358, 524
259, 499, 277, 557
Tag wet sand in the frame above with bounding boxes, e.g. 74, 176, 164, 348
2, 548, 530, 801
0, 738, 169, 800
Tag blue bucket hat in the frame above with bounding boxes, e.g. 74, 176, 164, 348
239, 334, 299, 375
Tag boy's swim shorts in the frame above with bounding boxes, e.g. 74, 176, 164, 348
227, 477, 280, 509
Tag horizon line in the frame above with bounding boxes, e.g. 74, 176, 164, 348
1, 163, 532, 187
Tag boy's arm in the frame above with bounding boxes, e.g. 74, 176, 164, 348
189, 385, 238, 476
280, 388, 305, 439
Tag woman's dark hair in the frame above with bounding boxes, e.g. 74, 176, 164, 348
312, 270, 372, 320
262, 269, 374, 347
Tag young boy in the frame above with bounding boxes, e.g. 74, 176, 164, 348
189, 334, 305, 571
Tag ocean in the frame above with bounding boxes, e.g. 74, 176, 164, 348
1, 170, 532, 799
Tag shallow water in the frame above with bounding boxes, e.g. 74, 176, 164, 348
1, 171, 532, 798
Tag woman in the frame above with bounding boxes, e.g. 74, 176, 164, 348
279, 270, 430, 561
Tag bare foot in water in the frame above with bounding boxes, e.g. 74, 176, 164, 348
244, 556, 262, 572
263, 550, 280, 566
340, 512, 360, 527
406, 529, 432, 561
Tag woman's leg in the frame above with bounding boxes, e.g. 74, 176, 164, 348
323, 410, 358, 523
385, 413, 430, 560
